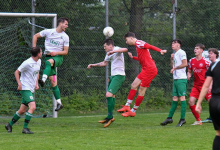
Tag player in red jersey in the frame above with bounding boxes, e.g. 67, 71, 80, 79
187, 43, 211, 125
117, 32, 167, 117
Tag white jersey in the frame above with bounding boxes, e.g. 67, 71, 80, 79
104, 46, 125, 76
173, 49, 187, 79
40, 28, 69, 54
18, 57, 41, 93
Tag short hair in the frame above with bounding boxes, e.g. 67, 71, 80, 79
57, 17, 69, 25
124, 32, 136, 39
208, 48, 219, 58
195, 43, 205, 50
172, 39, 182, 46
31, 46, 41, 57
103, 38, 114, 46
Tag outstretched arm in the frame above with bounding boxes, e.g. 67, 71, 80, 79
107, 48, 128, 56
87, 61, 108, 69
32, 33, 41, 47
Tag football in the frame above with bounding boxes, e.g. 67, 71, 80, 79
103, 26, 114, 37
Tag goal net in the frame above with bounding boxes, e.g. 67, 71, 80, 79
0, 13, 57, 117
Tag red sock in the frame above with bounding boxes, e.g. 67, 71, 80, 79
190, 105, 201, 121
127, 89, 137, 100
133, 96, 144, 110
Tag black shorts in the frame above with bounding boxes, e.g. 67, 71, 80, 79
209, 95, 220, 130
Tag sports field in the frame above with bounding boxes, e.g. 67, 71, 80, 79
0, 110, 214, 150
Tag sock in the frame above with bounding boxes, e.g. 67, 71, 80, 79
190, 105, 201, 121
42, 61, 51, 82
213, 136, 220, 150
24, 112, 33, 128
131, 96, 144, 112
113, 97, 115, 110
57, 99, 62, 104
180, 100, 187, 119
125, 89, 137, 106
168, 101, 178, 118
107, 97, 114, 119
209, 115, 212, 120
9, 111, 21, 126
52, 85, 61, 101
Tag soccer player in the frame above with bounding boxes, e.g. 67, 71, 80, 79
87, 38, 127, 127
187, 44, 211, 125
32, 17, 69, 111
202, 48, 219, 123
117, 32, 167, 117
196, 51, 220, 150
5, 47, 42, 134
160, 39, 188, 127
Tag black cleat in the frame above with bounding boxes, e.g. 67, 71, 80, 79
55, 103, 63, 111
176, 119, 186, 127
5, 123, 12, 133
38, 79, 45, 87
160, 118, 173, 126
22, 128, 33, 134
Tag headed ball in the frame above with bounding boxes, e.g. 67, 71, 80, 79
103, 26, 114, 37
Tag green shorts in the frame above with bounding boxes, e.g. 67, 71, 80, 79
108, 75, 125, 95
45, 55, 63, 76
172, 79, 187, 97
20, 90, 34, 106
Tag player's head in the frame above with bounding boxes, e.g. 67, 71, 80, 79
194, 43, 205, 56
57, 17, 69, 31
172, 39, 182, 51
124, 32, 136, 45
31, 46, 42, 58
208, 48, 219, 62
103, 38, 114, 52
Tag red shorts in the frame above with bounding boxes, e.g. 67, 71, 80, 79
190, 86, 212, 100
137, 68, 158, 87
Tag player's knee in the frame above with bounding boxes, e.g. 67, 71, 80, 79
172, 96, 178, 101
18, 109, 26, 115
180, 96, 186, 101
131, 83, 138, 90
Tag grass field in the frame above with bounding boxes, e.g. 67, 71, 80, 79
0, 110, 215, 150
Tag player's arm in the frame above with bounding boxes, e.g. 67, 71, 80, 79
14, 70, 22, 90
170, 53, 174, 68
32, 33, 42, 47
196, 76, 213, 114
87, 61, 108, 69
107, 48, 128, 56
187, 69, 192, 80
144, 43, 167, 55
35, 73, 39, 90
171, 59, 187, 74
128, 52, 138, 60
49, 46, 69, 56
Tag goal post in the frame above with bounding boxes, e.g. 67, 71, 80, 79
0, 12, 58, 118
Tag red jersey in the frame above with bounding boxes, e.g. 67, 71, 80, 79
132, 40, 162, 69
188, 57, 210, 87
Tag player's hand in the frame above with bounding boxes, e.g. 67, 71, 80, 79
17, 84, 22, 91
187, 72, 191, 80
195, 104, 202, 114
208, 87, 212, 93
48, 52, 57, 56
170, 68, 175, 74
107, 51, 114, 56
128, 52, 133, 58
35, 84, 39, 90
171, 53, 174, 60
161, 50, 167, 55
87, 64, 93, 69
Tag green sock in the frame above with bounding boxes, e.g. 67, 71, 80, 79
43, 61, 51, 77
113, 98, 115, 110
180, 101, 187, 119
107, 97, 114, 119
209, 115, 212, 120
24, 112, 33, 128
9, 111, 21, 126
168, 101, 178, 118
52, 85, 61, 100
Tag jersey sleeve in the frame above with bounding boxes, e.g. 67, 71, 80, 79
39, 29, 50, 37
180, 51, 187, 60
188, 59, 192, 70
64, 35, 69, 47
205, 60, 210, 70
104, 54, 110, 62
17, 61, 28, 72
132, 56, 139, 60
144, 43, 161, 52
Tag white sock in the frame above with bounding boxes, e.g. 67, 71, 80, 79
57, 99, 62, 104
42, 74, 48, 82
125, 100, 133, 106
131, 108, 136, 113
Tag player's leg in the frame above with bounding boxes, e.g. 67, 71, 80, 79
39, 58, 54, 87
213, 130, 220, 150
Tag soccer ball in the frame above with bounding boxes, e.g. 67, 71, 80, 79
103, 26, 114, 37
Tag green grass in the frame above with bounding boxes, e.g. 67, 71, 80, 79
0, 110, 215, 150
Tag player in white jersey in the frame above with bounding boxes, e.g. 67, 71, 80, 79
161, 39, 188, 127
32, 17, 69, 111
5, 47, 42, 134
87, 39, 127, 127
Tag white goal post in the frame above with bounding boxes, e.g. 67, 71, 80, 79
0, 12, 58, 118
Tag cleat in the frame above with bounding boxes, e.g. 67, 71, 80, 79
121, 110, 135, 117
22, 128, 33, 134
38, 79, 45, 87
176, 119, 186, 127
55, 103, 63, 111
202, 118, 212, 123
191, 121, 202, 125
117, 105, 130, 113
98, 117, 115, 124
5, 123, 12, 133
103, 118, 115, 128
160, 118, 173, 126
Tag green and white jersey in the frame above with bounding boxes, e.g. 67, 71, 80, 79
40, 28, 69, 54
173, 49, 187, 79
104, 46, 125, 76
18, 57, 41, 93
